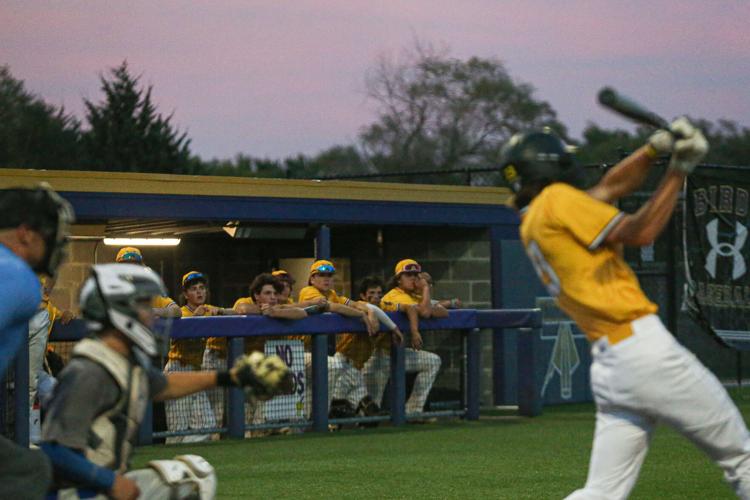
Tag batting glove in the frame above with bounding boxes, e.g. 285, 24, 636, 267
648, 129, 674, 155
229, 352, 293, 401
668, 117, 709, 174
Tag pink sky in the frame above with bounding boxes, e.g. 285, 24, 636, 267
2, 1, 749, 160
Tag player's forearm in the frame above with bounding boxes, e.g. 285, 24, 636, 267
430, 305, 449, 318
155, 371, 218, 401
154, 303, 182, 318
40, 442, 115, 492
416, 288, 433, 318
267, 306, 307, 320
588, 145, 655, 204
405, 305, 420, 335
607, 170, 684, 247
328, 302, 366, 319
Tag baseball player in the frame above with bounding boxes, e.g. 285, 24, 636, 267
0, 184, 73, 499
41, 264, 292, 499
372, 261, 442, 414
115, 247, 182, 318
164, 271, 234, 443
499, 121, 750, 498
298, 261, 388, 418
29, 275, 74, 443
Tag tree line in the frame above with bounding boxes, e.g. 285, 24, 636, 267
2, 51, 748, 184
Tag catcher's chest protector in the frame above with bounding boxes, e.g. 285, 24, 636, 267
72, 338, 149, 473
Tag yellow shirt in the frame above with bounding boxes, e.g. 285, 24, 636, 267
152, 295, 176, 309
375, 288, 420, 350
39, 296, 63, 337
299, 286, 373, 369
167, 304, 212, 368
520, 183, 657, 344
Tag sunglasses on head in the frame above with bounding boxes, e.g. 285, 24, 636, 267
402, 263, 421, 273
314, 264, 335, 274
184, 272, 205, 284
120, 252, 142, 263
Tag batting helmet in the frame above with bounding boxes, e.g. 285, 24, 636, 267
499, 130, 583, 198
0, 183, 75, 277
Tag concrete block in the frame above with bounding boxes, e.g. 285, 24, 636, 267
428, 240, 470, 260
472, 282, 491, 303
452, 260, 491, 280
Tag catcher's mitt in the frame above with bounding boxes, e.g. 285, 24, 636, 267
230, 352, 293, 401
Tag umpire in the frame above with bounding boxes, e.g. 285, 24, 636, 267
0, 184, 74, 499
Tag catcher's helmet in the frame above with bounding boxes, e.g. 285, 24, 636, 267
499, 130, 582, 196
0, 183, 75, 277
79, 263, 169, 366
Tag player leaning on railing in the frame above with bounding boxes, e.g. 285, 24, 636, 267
0, 184, 73, 499
40, 264, 292, 500
500, 120, 750, 499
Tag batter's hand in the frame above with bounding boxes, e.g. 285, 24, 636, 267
231, 352, 293, 401
648, 129, 673, 155
391, 327, 404, 346
668, 117, 709, 174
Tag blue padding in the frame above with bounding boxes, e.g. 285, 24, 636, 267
51, 309, 539, 341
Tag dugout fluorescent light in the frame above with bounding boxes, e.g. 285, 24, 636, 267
103, 238, 181, 246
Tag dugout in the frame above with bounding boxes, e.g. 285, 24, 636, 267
2, 168, 541, 407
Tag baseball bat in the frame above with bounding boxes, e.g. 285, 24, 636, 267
597, 87, 669, 130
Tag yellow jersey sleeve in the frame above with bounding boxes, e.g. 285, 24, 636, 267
152, 295, 177, 309
233, 297, 254, 309
548, 183, 624, 250
298, 286, 324, 302
381, 288, 419, 312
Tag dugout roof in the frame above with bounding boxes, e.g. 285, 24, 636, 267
0, 169, 518, 229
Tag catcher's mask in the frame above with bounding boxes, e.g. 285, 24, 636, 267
79, 263, 172, 368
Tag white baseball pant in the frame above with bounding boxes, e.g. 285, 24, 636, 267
362, 347, 441, 414
566, 314, 750, 499
201, 349, 227, 427
163, 359, 216, 443
330, 353, 368, 408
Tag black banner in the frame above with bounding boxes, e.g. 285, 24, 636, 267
684, 167, 750, 349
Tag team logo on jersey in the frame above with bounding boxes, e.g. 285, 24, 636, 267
705, 218, 748, 280
541, 322, 580, 400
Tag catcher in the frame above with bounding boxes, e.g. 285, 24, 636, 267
40, 264, 292, 500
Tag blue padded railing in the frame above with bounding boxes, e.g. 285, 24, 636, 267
12, 308, 542, 445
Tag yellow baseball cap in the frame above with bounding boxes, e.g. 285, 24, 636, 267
182, 270, 207, 289
309, 260, 336, 276
272, 269, 295, 283
395, 258, 422, 275
116, 246, 143, 263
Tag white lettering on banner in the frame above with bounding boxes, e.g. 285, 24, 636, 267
264, 340, 305, 421
541, 322, 580, 400
705, 219, 748, 280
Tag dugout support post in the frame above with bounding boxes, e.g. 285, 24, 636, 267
13, 340, 30, 446
489, 225, 506, 406
315, 225, 331, 260
227, 337, 245, 438
390, 340, 406, 425
517, 325, 544, 417
311, 333, 329, 432
465, 328, 481, 420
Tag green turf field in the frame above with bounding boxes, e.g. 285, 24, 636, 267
133, 397, 750, 499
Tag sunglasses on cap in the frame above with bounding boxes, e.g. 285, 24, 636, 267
183, 272, 205, 285
313, 264, 335, 274
119, 251, 143, 263
401, 263, 421, 273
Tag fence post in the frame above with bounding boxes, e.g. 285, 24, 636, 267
14, 341, 30, 446
315, 225, 331, 260
465, 328, 481, 420
311, 333, 328, 432
390, 341, 406, 425
517, 326, 543, 417
227, 337, 245, 438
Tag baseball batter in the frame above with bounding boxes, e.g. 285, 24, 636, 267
500, 121, 750, 498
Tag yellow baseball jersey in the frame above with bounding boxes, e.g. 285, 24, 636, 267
152, 295, 176, 309
376, 287, 420, 350
167, 304, 212, 368
299, 286, 372, 368
520, 183, 657, 344
205, 297, 264, 354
